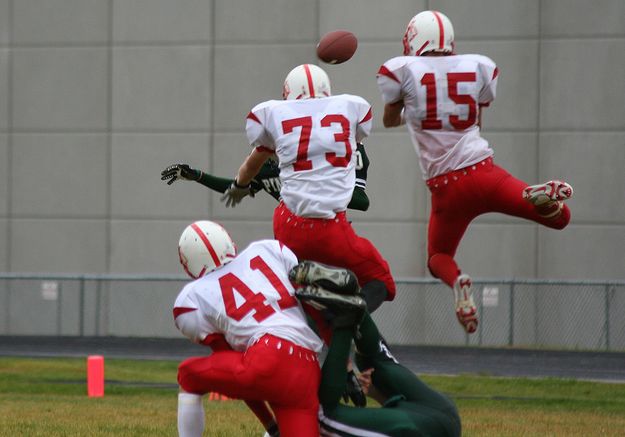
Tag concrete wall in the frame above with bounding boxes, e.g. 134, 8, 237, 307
1, 0, 624, 284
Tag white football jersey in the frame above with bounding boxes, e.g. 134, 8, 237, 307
246, 95, 372, 218
377, 54, 498, 179
173, 240, 323, 353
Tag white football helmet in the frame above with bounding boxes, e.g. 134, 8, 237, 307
178, 221, 237, 279
403, 10, 455, 56
282, 64, 331, 100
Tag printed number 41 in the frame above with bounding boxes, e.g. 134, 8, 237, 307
218, 256, 297, 322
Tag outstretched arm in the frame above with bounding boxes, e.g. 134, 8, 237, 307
221, 148, 273, 208
161, 163, 233, 193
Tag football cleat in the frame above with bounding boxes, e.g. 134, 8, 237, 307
289, 261, 360, 295
523, 180, 573, 207
295, 285, 366, 328
453, 274, 478, 334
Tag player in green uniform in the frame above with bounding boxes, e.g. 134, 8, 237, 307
161, 143, 371, 212
294, 261, 461, 437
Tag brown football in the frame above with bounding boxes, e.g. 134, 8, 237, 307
316, 30, 358, 64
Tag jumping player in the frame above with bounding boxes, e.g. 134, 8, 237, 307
221, 64, 396, 314
376, 10, 573, 334
173, 220, 366, 437
160, 142, 371, 212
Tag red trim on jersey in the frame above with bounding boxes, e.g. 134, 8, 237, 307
377, 65, 400, 83
492, 67, 499, 80
415, 41, 430, 56
359, 108, 372, 124
432, 11, 445, 50
255, 145, 274, 154
303, 64, 315, 98
191, 222, 221, 268
173, 306, 196, 320
247, 111, 261, 124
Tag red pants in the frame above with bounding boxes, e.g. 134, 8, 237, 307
178, 335, 320, 437
427, 157, 571, 287
273, 202, 396, 300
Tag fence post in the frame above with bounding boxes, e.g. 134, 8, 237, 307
79, 277, 85, 337
56, 282, 63, 336
508, 282, 515, 347
604, 284, 611, 351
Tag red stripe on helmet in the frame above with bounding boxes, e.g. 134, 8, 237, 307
377, 65, 400, 83
432, 11, 445, 50
415, 41, 429, 56
303, 64, 315, 98
191, 223, 221, 268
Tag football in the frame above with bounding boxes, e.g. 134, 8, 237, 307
316, 30, 358, 64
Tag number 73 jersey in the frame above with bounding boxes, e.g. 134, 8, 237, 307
173, 240, 323, 353
377, 54, 498, 180
246, 95, 372, 218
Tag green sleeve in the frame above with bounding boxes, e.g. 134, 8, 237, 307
196, 172, 234, 194
347, 187, 370, 211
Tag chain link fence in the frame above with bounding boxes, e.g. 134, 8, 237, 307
1, 274, 623, 352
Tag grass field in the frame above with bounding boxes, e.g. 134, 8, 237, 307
1, 357, 624, 437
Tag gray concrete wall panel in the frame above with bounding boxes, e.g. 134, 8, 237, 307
113, 0, 213, 43
362, 131, 426, 221
0, 135, 7, 216
540, 40, 625, 130
319, 0, 426, 39
432, 0, 539, 38
12, 134, 108, 217
538, 226, 625, 280
454, 223, 537, 278
110, 220, 189, 274
215, 0, 317, 42
10, 219, 107, 272
0, 0, 9, 45
12, 48, 108, 130
112, 133, 210, 219
541, 0, 625, 37
539, 132, 625, 222
0, 49, 8, 130
461, 41, 539, 131
352, 221, 426, 278
213, 45, 315, 131
13, 0, 109, 44
0, 220, 7, 270
112, 46, 211, 130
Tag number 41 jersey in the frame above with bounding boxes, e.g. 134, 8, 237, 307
377, 54, 498, 180
246, 95, 372, 218
173, 240, 323, 353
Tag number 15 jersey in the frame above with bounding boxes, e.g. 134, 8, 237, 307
246, 95, 372, 218
377, 54, 498, 180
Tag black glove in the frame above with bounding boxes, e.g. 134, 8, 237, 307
342, 369, 367, 407
160, 164, 201, 185
221, 179, 254, 207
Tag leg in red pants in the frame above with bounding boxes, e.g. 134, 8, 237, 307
427, 158, 571, 288
273, 202, 396, 302
178, 335, 320, 437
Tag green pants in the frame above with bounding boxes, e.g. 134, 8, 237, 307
319, 314, 461, 437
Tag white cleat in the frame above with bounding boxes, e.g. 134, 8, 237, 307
523, 180, 573, 206
453, 274, 478, 334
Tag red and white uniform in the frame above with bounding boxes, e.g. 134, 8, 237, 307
246, 95, 372, 219
245, 96, 396, 304
174, 240, 322, 437
377, 54, 497, 179
376, 54, 570, 290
